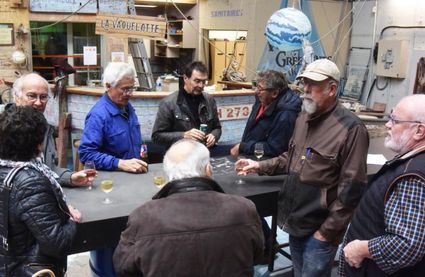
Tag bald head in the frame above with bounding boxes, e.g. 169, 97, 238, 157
396, 95, 425, 123
13, 73, 50, 113
385, 94, 425, 153
163, 139, 211, 181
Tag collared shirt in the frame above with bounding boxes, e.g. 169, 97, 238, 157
339, 176, 425, 276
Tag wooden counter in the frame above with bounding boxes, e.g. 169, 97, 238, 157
66, 86, 255, 98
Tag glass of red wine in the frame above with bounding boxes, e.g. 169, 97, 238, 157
84, 160, 96, 190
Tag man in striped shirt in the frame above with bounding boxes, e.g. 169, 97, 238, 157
339, 94, 425, 276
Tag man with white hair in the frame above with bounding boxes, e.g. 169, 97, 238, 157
10, 73, 91, 188
78, 62, 147, 173
235, 59, 369, 276
340, 95, 425, 277
113, 139, 264, 277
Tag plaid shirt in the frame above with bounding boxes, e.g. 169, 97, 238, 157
339, 176, 425, 276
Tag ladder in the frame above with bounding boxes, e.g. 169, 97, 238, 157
128, 0, 155, 90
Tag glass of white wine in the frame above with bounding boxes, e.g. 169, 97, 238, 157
84, 161, 96, 190
100, 180, 114, 204
153, 170, 166, 188
254, 143, 264, 160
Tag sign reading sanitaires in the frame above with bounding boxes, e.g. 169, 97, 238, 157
96, 13, 166, 39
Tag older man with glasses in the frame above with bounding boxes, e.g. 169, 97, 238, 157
340, 94, 425, 277
78, 62, 147, 173
152, 61, 222, 150
7, 73, 92, 189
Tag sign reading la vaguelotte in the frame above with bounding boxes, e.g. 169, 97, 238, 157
96, 13, 166, 39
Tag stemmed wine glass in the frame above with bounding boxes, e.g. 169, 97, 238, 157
235, 157, 246, 185
84, 161, 96, 190
100, 180, 114, 204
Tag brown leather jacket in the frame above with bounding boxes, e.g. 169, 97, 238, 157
113, 177, 264, 277
260, 101, 369, 244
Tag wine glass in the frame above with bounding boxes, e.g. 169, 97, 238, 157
234, 157, 246, 185
254, 143, 264, 160
84, 161, 96, 190
152, 170, 166, 188
100, 180, 114, 204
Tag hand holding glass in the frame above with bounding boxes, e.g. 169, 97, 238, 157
84, 161, 96, 190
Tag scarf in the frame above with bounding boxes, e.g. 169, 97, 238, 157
0, 158, 66, 203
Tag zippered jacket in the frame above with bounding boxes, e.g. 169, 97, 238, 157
78, 93, 142, 170
260, 101, 369, 244
152, 89, 222, 149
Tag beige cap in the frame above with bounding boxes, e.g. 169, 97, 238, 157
296, 59, 340, 82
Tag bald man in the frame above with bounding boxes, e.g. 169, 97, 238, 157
11, 73, 92, 187
114, 139, 264, 277
340, 95, 425, 277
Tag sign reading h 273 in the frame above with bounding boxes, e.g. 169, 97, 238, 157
217, 104, 253, 121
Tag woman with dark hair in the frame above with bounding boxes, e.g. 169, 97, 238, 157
0, 106, 80, 277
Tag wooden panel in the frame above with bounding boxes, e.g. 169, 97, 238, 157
0, 0, 31, 83
210, 40, 226, 84
96, 13, 166, 40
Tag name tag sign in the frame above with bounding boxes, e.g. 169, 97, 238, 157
96, 13, 166, 40
218, 104, 252, 121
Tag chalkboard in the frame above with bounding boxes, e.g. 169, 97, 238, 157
29, 0, 97, 14
99, 0, 127, 14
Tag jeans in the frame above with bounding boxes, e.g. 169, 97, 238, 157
289, 234, 337, 277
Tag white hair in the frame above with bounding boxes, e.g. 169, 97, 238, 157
399, 95, 425, 123
12, 73, 51, 100
163, 139, 210, 181
102, 62, 135, 88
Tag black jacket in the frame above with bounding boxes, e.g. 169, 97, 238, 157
152, 89, 222, 149
239, 89, 301, 158
0, 166, 76, 277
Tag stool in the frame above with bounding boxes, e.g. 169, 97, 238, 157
73, 139, 84, 171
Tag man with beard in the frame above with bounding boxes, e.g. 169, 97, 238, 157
152, 61, 222, 150
79, 62, 147, 173
235, 59, 369, 277
340, 95, 425, 277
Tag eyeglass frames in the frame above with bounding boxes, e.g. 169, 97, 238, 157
26, 93, 50, 102
389, 114, 423, 125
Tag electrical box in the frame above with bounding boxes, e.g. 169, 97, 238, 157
376, 40, 408, 78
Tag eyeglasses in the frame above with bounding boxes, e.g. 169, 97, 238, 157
26, 93, 50, 102
389, 114, 423, 125
191, 78, 208, 85
255, 85, 273, 92
118, 86, 135, 94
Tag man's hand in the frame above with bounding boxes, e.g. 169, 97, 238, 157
71, 170, 96, 187
343, 239, 372, 268
184, 128, 206, 142
230, 143, 240, 157
118, 158, 148, 173
235, 158, 260, 175
313, 230, 328, 242
205, 134, 216, 148
68, 205, 82, 223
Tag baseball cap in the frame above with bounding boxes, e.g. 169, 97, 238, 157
296, 59, 340, 82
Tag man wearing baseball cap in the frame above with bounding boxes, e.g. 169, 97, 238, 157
235, 59, 369, 276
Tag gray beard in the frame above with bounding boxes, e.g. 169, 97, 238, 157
302, 98, 317, 115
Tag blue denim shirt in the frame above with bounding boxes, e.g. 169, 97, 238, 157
78, 93, 142, 170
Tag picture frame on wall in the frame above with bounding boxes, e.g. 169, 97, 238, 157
413, 57, 425, 94
0, 24, 14, 46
